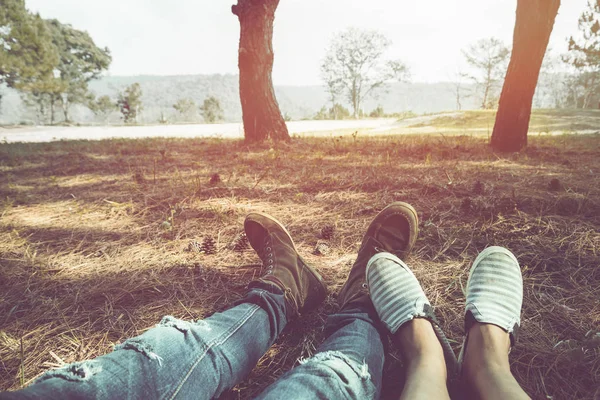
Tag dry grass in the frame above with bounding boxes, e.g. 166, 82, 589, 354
0, 133, 599, 399
413, 109, 600, 134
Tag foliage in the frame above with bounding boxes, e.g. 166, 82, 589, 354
321, 27, 409, 118
89, 95, 115, 123
173, 98, 197, 121
0, 2, 110, 123
20, 77, 66, 124
462, 37, 510, 109
117, 83, 143, 124
313, 103, 351, 120
0, 0, 57, 90
0, 0, 58, 117
564, 1, 600, 108
200, 96, 223, 123
44, 19, 111, 122
369, 106, 385, 118
566, 1, 600, 70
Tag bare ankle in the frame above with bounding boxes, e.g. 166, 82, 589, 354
463, 323, 512, 388
393, 318, 446, 370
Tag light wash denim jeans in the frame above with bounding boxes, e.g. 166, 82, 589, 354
1, 283, 384, 400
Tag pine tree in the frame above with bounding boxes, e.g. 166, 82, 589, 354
0, 0, 59, 116
564, 1, 600, 108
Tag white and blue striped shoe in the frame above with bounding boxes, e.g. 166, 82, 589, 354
366, 252, 458, 377
465, 246, 523, 342
459, 246, 523, 363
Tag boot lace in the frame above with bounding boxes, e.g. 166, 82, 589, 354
262, 237, 274, 275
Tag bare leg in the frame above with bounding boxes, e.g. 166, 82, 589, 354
394, 318, 450, 400
462, 323, 530, 400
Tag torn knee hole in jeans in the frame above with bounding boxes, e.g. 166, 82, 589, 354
36, 361, 102, 383
115, 338, 164, 366
298, 350, 371, 380
158, 315, 192, 332
157, 315, 211, 332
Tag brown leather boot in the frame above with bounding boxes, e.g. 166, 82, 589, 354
337, 202, 419, 312
245, 212, 328, 320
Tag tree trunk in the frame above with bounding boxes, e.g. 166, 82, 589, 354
491, 0, 560, 152
232, 0, 289, 142
482, 83, 490, 109
62, 97, 70, 123
50, 96, 55, 125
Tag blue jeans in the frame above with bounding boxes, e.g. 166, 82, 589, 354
1, 283, 384, 400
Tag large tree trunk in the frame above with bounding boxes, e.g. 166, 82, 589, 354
232, 0, 289, 142
491, 0, 560, 152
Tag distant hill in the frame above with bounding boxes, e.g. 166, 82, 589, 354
0, 74, 482, 125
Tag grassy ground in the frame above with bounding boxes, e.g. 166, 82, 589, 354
410, 109, 600, 134
0, 133, 599, 399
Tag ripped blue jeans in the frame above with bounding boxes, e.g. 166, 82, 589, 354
1, 283, 384, 400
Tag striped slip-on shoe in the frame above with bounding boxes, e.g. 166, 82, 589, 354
366, 252, 459, 379
458, 246, 523, 366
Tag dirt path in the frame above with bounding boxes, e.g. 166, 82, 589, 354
0, 119, 399, 143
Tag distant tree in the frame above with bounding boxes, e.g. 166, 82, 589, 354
330, 103, 351, 120
321, 61, 344, 119
313, 103, 351, 120
200, 96, 224, 123
0, 0, 58, 115
21, 77, 65, 124
321, 27, 409, 118
369, 106, 385, 118
173, 98, 197, 121
563, 72, 596, 108
44, 19, 111, 122
449, 71, 471, 111
313, 106, 328, 120
90, 95, 115, 124
491, 0, 560, 152
462, 38, 510, 109
232, 0, 289, 142
533, 51, 569, 108
563, 0, 600, 108
117, 83, 143, 124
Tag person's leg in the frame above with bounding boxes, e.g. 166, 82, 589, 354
366, 252, 455, 400
2, 212, 328, 400
3, 285, 287, 400
460, 246, 529, 400
394, 319, 449, 400
255, 305, 385, 400
462, 323, 529, 400
256, 202, 420, 400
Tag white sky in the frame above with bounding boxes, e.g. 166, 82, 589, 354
27, 0, 588, 85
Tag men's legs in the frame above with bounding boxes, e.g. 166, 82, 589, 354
257, 202, 420, 399
2, 285, 287, 400
2, 212, 328, 400
256, 305, 385, 399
